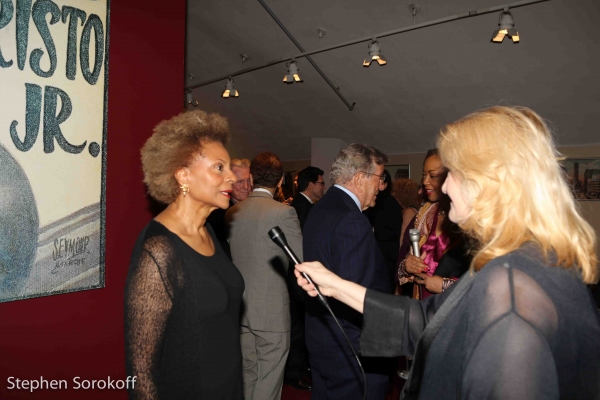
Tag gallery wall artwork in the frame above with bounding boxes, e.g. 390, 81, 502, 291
0, 0, 109, 302
386, 164, 410, 180
563, 158, 600, 201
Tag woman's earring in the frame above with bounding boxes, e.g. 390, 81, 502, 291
180, 184, 189, 197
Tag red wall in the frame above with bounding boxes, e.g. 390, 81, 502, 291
0, 1, 186, 398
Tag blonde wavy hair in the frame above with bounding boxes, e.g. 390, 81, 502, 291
437, 106, 597, 283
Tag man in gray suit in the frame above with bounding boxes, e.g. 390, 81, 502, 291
226, 152, 303, 400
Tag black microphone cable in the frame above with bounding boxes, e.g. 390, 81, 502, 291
268, 226, 367, 400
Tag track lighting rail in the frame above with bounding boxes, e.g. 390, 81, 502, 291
186, 0, 550, 110
258, 0, 355, 110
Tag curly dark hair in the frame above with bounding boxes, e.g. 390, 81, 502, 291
250, 152, 283, 188
141, 110, 230, 204
391, 178, 421, 209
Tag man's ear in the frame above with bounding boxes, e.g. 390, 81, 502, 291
352, 172, 364, 193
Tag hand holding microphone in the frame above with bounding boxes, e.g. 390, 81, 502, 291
406, 229, 429, 276
409, 229, 421, 257
269, 226, 366, 399
293, 262, 340, 298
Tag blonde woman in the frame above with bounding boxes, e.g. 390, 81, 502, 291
293, 106, 600, 399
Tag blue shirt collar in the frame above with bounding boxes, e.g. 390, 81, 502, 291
334, 184, 362, 211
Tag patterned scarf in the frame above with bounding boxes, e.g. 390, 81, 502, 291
409, 202, 452, 299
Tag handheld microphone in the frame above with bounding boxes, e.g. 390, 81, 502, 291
409, 229, 421, 257
268, 226, 329, 308
268, 226, 366, 400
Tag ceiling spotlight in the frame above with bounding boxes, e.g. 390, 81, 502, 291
186, 90, 198, 107
222, 77, 239, 98
491, 9, 520, 43
283, 60, 302, 83
363, 39, 386, 67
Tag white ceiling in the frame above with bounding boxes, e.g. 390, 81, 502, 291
185, 0, 600, 161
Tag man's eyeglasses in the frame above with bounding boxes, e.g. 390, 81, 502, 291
314, 181, 326, 186
359, 171, 386, 184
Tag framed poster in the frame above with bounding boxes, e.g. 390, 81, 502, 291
563, 158, 600, 200
0, 0, 110, 302
387, 164, 410, 180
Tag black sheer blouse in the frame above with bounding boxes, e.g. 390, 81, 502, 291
125, 221, 244, 399
361, 246, 600, 399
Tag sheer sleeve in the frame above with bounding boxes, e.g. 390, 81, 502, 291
125, 235, 182, 400
462, 264, 559, 400
360, 289, 442, 358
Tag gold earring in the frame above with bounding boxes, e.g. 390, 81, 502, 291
180, 184, 189, 197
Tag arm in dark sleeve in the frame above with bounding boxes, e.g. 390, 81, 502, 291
125, 240, 175, 400
360, 289, 438, 358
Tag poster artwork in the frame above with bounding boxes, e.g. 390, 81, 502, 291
0, 0, 109, 302
563, 158, 600, 200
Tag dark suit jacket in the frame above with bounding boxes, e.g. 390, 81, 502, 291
290, 193, 313, 231
365, 193, 403, 290
303, 186, 391, 367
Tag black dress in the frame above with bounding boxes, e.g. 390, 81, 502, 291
125, 220, 244, 399
360, 245, 600, 399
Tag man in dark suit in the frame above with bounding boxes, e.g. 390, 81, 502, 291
284, 166, 324, 391
303, 144, 392, 400
290, 166, 325, 230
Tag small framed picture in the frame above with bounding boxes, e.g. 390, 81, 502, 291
563, 158, 600, 200
386, 164, 410, 180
